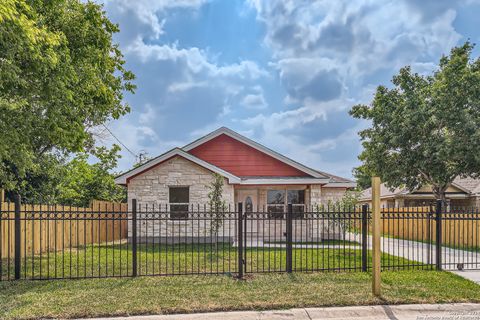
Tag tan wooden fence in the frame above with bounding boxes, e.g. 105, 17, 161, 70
0, 199, 128, 259
381, 206, 480, 248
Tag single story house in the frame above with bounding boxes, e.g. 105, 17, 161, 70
115, 127, 356, 243
359, 177, 480, 208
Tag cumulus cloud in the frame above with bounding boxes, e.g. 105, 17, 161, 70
94, 0, 476, 178
238, 0, 466, 177
102, 0, 208, 41
94, 0, 272, 165
240, 86, 268, 109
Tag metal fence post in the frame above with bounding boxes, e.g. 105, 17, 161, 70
361, 204, 368, 272
286, 203, 293, 273
132, 198, 137, 277
237, 202, 243, 279
435, 199, 442, 271
14, 193, 21, 280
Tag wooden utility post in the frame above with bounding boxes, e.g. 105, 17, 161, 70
371, 176, 381, 296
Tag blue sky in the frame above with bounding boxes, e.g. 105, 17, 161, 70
97, 0, 480, 178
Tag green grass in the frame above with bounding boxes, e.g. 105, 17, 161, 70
264, 239, 361, 246
0, 271, 479, 319
1, 243, 421, 279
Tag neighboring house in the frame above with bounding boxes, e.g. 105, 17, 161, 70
115, 127, 355, 243
359, 177, 480, 208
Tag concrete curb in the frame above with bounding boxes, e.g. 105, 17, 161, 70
84, 303, 480, 320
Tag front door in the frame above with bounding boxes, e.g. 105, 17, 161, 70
237, 190, 259, 240
237, 190, 258, 214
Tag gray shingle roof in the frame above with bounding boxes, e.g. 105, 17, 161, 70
359, 176, 480, 200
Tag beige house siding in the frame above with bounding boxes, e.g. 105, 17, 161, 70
311, 187, 348, 206
127, 156, 234, 208
127, 156, 235, 240
125, 156, 350, 242
321, 187, 349, 205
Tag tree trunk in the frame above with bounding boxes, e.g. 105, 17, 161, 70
432, 184, 448, 209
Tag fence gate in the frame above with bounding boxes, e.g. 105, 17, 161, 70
239, 204, 293, 274
237, 203, 369, 276
439, 205, 480, 271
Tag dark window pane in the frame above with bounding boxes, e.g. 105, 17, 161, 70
287, 190, 305, 204
170, 204, 189, 220
267, 190, 285, 204
292, 205, 304, 219
267, 205, 284, 219
169, 187, 189, 203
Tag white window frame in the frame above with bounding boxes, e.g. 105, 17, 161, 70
266, 188, 306, 218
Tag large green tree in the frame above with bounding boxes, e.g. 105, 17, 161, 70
0, 0, 135, 194
4, 146, 126, 206
56, 145, 126, 207
350, 43, 480, 204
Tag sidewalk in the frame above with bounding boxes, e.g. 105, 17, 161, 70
86, 303, 480, 320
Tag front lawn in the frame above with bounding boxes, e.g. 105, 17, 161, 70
0, 271, 479, 319
1, 242, 423, 279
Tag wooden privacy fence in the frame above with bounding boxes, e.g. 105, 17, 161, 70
381, 206, 480, 249
0, 200, 128, 259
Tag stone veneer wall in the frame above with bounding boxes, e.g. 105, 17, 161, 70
127, 156, 234, 207
127, 156, 235, 241
309, 186, 348, 206
309, 186, 350, 240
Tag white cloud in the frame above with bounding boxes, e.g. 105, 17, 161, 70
235, 0, 466, 177
127, 39, 268, 80
101, 0, 208, 40
241, 93, 267, 109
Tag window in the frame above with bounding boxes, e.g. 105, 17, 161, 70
169, 187, 189, 219
267, 190, 285, 218
267, 189, 305, 218
288, 190, 305, 218
245, 196, 253, 213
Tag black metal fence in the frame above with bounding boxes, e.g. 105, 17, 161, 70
1, 198, 479, 281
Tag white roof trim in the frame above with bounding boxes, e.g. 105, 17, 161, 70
114, 148, 241, 185
183, 127, 328, 179
400, 194, 470, 199
240, 178, 329, 185
323, 182, 357, 188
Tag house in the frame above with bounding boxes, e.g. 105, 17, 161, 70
115, 127, 355, 211
359, 177, 480, 208
115, 127, 356, 243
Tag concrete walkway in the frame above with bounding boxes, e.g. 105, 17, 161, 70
84, 303, 480, 320
346, 232, 480, 271
345, 232, 480, 283
453, 270, 480, 284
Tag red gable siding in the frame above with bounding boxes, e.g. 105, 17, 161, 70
188, 134, 311, 177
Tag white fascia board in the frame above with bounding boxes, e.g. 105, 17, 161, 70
323, 182, 357, 188
183, 127, 327, 179
240, 178, 330, 185
401, 194, 470, 199
114, 148, 241, 185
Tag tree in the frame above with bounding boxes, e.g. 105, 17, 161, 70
350, 43, 480, 204
207, 173, 226, 247
352, 166, 371, 190
4, 154, 67, 203
56, 145, 126, 207
0, 0, 135, 194
3, 145, 126, 206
